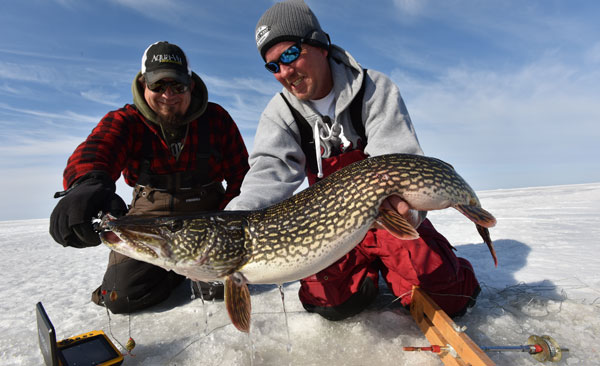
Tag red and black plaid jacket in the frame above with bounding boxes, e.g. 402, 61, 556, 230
63, 103, 249, 208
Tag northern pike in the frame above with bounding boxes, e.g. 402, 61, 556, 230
99, 153, 497, 332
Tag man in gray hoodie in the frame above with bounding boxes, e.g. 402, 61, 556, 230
227, 0, 480, 321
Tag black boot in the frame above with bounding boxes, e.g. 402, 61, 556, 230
192, 281, 224, 301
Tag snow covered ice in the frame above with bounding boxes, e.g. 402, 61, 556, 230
1, 183, 599, 365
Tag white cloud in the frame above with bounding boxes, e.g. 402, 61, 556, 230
0, 103, 101, 124
390, 54, 600, 189
201, 74, 280, 97
0, 136, 83, 158
392, 0, 428, 16
199, 74, 280, 131
52, 0, 78, 9
0, 62, 59, 84
109, 0, 188, 23
0, 47, 100, 64
585, 42, 600, 64
396, 59, 600, 132
0, 83, 30, 96
388, 1, 597, 54
80, 89, 123, 108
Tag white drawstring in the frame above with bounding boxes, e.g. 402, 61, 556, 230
313, 120, 324, 178
312, 117, 352, 179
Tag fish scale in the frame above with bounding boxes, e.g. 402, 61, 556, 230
100, 153, 497, 287
238, 154, 486, 283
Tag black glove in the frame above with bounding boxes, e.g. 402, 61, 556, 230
49, 171, 127, 248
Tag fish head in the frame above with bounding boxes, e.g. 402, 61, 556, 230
99, 214, 231, 281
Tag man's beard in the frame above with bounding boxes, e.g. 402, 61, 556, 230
156, 111, 187, 129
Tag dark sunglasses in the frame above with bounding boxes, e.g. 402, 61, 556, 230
264, 43, 302, 74
147, 80, 189, 94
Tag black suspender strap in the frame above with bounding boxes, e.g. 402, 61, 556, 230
192, 115, 212, 178
137, 116, 155, 182
349, 70, 367, 145
280, 94, 319, 174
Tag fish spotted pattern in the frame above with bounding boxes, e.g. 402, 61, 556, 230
100, 153, 497, 332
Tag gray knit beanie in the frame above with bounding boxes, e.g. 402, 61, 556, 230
255, 0, 330, 61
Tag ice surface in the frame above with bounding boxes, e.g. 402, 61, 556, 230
1, 183, 599, 365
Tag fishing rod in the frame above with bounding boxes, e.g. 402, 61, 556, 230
403, 334, 568, 363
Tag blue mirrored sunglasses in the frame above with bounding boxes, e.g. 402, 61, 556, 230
147, 80, 189, 94
264, 43, 302, 73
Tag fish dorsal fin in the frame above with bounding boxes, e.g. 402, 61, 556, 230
454, 204, 497, 228
376, 209, 420, 240
225, 274, 252, 333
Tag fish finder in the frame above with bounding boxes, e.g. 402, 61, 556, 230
36, 302, 123, 366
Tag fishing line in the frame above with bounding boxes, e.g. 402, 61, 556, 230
102, 251, 136, 356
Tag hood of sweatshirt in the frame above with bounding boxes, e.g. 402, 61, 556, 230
131, 71, 208, 126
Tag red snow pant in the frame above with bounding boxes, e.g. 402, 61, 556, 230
302, 149, 479, 320
299, 219, 480, 320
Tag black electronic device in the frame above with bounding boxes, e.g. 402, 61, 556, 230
36, 302, 124, 366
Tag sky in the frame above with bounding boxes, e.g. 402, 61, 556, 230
3, 183, 600, 364
1, 0, 600, 220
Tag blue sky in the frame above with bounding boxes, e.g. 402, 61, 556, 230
1, 1, 599, 221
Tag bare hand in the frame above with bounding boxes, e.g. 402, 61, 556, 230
379, 195, 425, 228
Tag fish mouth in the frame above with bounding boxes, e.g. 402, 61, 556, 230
100, 230, 122, 246
99, 216, 173, 259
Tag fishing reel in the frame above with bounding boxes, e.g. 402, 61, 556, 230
525, 334, 566, 363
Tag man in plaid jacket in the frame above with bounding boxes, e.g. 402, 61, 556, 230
50, 41, 249, 314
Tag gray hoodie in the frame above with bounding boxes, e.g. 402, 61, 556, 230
226, 45, 423, 211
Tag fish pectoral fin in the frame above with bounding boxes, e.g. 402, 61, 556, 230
376, 209, 420, 240
477, 224, 498, 267
225, 274, 252, 333
455, 204, 497, 228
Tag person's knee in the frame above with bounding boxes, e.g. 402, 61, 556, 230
99, 258, 184, 313
426, 258, 480, 317
302, 277, 378, 321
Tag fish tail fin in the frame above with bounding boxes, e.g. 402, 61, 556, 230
476, 224, 498, 267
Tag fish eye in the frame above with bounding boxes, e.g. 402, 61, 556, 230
166, 220, 183, 232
